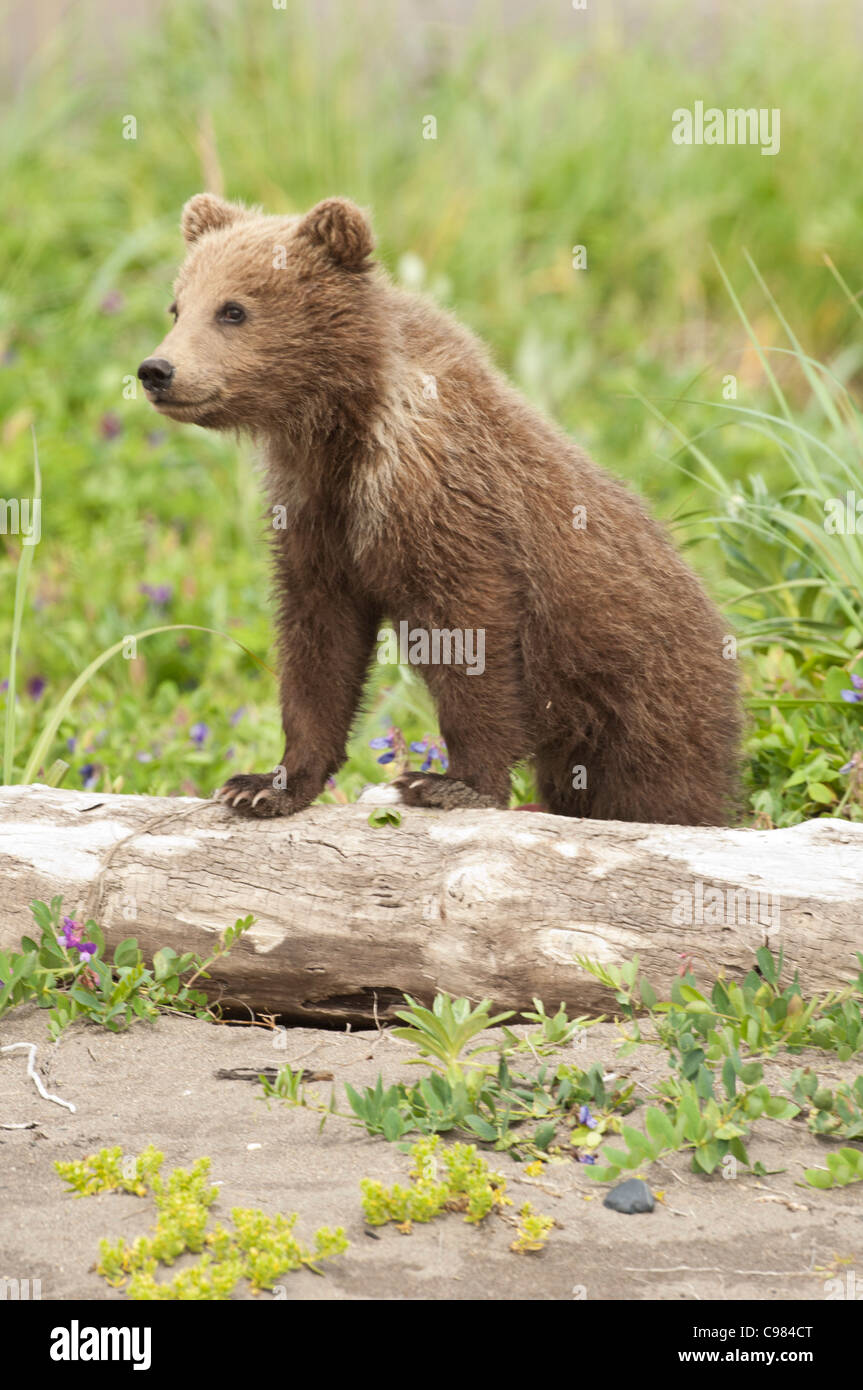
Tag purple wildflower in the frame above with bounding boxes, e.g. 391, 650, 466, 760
370, 733, 396, 764
410, 735, 449, 772
59, 918, 97, 960
59, 917, 83, 950
578, 1104, 598, 1130
190, 722, 209, 746
841, 674, 863, 704
79, 762, 100, 789
27, 675, 46, 700
230, 706, 246, 726
99, 290, 124, 315
369, 724, 408, 767
577, 1153, 598, 1165
139, 583, 173, 607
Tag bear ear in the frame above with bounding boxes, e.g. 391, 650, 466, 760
296, 198, 374, 270
181, 193, 245, 244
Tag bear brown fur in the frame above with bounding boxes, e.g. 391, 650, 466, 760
139, 193, 741, 824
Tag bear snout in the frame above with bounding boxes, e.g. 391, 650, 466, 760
137, 357, 175, 392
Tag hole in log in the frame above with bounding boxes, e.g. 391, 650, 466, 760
299, 986, 410, 1026
214, 987, 414, 1030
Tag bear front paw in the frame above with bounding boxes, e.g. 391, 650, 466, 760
390, 771, 500, 810
213, 772, 311, 819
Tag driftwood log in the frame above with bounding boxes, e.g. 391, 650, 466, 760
0, 784, 861, 1025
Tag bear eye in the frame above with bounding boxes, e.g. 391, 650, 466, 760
168, 302, 178, 320
218, 302, 246, 324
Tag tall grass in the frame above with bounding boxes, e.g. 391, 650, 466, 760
639, 253, 863, 665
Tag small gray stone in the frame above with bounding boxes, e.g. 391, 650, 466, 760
603, 1178, 655, 1214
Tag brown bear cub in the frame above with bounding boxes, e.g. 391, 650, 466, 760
139, 193, 740, 824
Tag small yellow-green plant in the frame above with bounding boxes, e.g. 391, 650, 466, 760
361, 1135, 511, 1232
57, 1147, 347, 1299
55, 1144, 164, 1197
511, 1201, 554, 1254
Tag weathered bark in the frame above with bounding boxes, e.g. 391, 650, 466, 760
0, 784, 860, 1025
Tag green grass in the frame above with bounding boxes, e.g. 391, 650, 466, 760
1, 0, 862, 822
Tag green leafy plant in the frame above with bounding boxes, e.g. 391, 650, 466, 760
578, 947, 863, 1064
803, 1148, 863, 1190
509, 998, 598, 1054
266, 993, 633, 1157
789, 1068, 863, 1140
591, 1069, 798, 1181
391, 994, 515, 1085
0, 896, 254, 1037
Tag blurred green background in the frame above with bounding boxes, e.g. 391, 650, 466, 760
1, 0, 862, 822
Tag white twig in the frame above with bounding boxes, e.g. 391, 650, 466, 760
1, 1042, 76, 1113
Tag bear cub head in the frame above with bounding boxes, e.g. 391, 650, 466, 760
138, 193, 377, 433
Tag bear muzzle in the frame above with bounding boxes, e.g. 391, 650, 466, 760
137, 357, 175, 394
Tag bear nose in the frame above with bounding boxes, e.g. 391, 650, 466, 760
137, 357, 175, 391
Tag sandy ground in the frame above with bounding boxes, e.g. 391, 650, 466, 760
1, 1008, 861, 1301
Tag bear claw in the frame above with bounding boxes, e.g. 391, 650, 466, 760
390, 771, 499, 810
214, 773, 309, 819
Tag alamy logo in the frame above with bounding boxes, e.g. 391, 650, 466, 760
50, 1320, 151, 1371
672, 102, 780, 156
824, 1270, 863, 1300
0, 497, 41, 545
671, 880, 781, 933
0, 1276, 41, 1299
377, 621, 485, 675
824, 492, 863, 534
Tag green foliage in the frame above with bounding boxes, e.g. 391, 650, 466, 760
803, 1148, 863, 1191
265, 993, 633, 1157
59, 1147, 347, 1298
367, 807, 402, 827
744, 652, 863, 825
511, 1202, 555, 1254
341, 1052, 631, 1156
55, 1145, 163, 1198
574, 953, 863, 1182
789, 1069, 863, 1140
578, 947, 863, 1064
0, 895, 254, 1036
360, 1135, 512, 1231
259, 1062, 308, 1105
391, 993, 515, 1080
216, 1209, 349, 1293
506, 998, 597, 1053
591, 1067, 798, 1183
260, 973, 861, 1199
